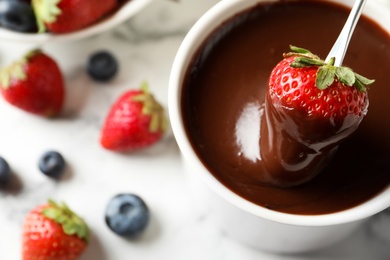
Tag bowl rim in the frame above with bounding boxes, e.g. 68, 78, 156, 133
168, 0, 390, 227
0, 0, 154, 44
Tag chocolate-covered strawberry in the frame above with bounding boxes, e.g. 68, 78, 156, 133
260, 46, 374, 187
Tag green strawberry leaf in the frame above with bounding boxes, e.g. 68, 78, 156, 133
0, 49, 42, 89
285, 45, 320, 60
354, 72, 375, 86
286, 45, 374, 92
290, 45, 313, 55
354, 79, 367, 92
336, 67, 355, 86
291, 57, 325, 68
140, 81, 149, 92
42, 199, 90, 242
132, 82, 167, 134
32, 0, 62, 33
56, 214, 67, 224
0, 60, 27, 89
316, 65, 336, 90
63, 221, 77, 235
41, 208, 59, 219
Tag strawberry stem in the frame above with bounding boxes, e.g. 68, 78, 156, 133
132, 82, 167, 134
0, 49, 42, 89
32, 0, 62, 33
327, 57, 336, 66
42, 199, 90, 242
286, 45, 374, 92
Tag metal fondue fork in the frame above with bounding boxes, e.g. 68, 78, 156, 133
325, 0, 367, 66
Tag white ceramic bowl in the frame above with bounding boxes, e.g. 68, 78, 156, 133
169, 0, 390, 253
0, 0, 154, 44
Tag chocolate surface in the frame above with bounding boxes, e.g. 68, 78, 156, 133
182, 0, 390, 215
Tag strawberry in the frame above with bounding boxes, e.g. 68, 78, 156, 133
32, 0, 117, 34
22, 199, 89, 260
100, 82, 167, 152
259, 46, 374, 187
0, 50, 64, 117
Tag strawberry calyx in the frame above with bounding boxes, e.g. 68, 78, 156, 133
32, 0, 62, 33
132, 82, 168, 134
42, 199, 89, 242
285, 45, 375, 92
0, 49, 41, 89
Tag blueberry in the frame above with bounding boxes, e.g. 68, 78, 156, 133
0, 0, 37, 32
0, 157, 11, 187
38, 151, 65, 178
87, 51, 119, 82
105, 194, 150, 237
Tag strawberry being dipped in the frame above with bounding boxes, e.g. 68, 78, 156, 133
22, 199, 89, 260
100, 82, 167, 152
32, 0, 117, 34
259, 46, 374, 187
0, 50, 64, 117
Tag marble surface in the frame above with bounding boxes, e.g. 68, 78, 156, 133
0, 0, 390, 259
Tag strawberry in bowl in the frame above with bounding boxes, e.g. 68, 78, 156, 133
32, 0, 117, 34
0, 0, 154, 43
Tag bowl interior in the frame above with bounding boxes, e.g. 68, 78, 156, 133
169, 0, 390, 226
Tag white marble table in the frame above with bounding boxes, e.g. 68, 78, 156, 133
0, 0, 389, 259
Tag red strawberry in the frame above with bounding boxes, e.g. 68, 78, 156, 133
259, 46, 374, 187
100, 82, 167, 152
22, 199, 89, 260
32, 0, 117, 34
0, 50, 64, 117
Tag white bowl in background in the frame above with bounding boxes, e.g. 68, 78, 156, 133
0, 0, 154, 44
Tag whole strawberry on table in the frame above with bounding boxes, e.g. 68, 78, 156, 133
22, 199, 89, 260
259, 45, 374, 187
100, 82, 167, 152
0, 49, 64, 117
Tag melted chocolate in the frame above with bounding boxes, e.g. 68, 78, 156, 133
182, 1, 390, 215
